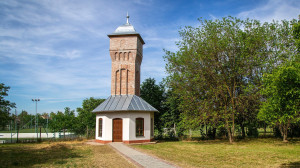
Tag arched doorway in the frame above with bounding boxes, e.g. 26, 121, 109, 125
112, 118, 122, 142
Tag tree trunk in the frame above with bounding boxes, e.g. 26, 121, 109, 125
283, 124, 288, 142
232, 112, 235, 138
241, 123, 245, 138
16, 124, 19, 143
228, 128, 233, 143
212, 127, 216, 140
283, 132, 288, 142
86, 125, 89, 139
40, 127, 42, 141
63, 128, 65, 139
264, 123, 267, 136
189, 128, 192, 139
279, 123, 288, 142
225, 119, 234, 143
174, 123, 177, 137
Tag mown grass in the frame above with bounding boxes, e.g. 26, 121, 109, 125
133, 138, 300, 168
0, 141, 135, 168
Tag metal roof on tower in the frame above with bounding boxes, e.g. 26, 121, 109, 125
112, 23, 137, 35
92, 95, 158, 112
107, 12, 145, 44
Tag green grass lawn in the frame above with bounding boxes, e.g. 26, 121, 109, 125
133, 138, 300, 168
0, 141, 135, 168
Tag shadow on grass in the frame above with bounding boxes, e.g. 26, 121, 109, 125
0, 143, 82, 167
280, 161, 300, 168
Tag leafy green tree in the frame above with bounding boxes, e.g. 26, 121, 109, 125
18, 110, 34, 129
0, 83, 16, 129
293, 15, 300, 53
49, 107, 75, 138
164, 17, 297, 143
39, 112, 50, 128
258, 62, 300, 142
75, 97, 105, 138
161, 89, 183, 136
49, 111, 63, 132
140, 78, 166, 132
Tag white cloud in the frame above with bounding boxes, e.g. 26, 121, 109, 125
65, 50, 81, 59
8, 0, 296, 114
237, 0, 299, 22
132, 0, 153, 5
209, 14, 218, 20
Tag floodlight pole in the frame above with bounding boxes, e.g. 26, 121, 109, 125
32, 99, 40, 141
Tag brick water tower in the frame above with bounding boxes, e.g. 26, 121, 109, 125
93, 14, 158, 144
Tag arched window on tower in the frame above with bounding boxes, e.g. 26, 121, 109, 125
128, 52, 131, 60
124, 52, 127, 60
114, 52, 118, 61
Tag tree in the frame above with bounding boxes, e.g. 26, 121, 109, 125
18, 110, 34, 129
161, 89, 182, 136
75, 97, 105, 138
0, 83, 16, 129
293, 15, 300, 53
258, 61, 300, 142
49, 107, 76, 138
140, 78, 166, 132
164, 17, 298, 143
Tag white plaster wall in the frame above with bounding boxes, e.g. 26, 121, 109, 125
128, 112, 151, 141
150, 112, 154, 139
95, 112, 154, 141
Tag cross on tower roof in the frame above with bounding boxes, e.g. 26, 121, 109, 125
126, 12, 129, 24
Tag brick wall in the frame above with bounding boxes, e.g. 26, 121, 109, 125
109, 35, 143, 96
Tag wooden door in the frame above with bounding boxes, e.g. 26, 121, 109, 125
113, 118, 122, 142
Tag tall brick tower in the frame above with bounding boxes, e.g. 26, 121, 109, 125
108, 14, 145, 96
93, 14, 158, 144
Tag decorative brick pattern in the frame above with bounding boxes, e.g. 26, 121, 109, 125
109, 35, 144, 96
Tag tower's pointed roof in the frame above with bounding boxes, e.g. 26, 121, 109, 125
112, 12, 137, 35
113, 23, 137, 34
108, 13, 145, 44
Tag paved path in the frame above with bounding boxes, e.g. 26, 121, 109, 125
109, 143, 176, 168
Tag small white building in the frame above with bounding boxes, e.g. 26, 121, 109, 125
92, 14, 158, 144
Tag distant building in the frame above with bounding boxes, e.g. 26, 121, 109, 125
92, 14, 158, 144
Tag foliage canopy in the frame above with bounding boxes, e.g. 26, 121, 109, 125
164, 16, 298, 142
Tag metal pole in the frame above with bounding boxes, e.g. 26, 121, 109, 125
47, 116, 48, 138
36, 101, 38, 140
10, 120, 12, 143
32, 99, 40, 142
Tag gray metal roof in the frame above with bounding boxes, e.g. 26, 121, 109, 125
92, 95, 158, 113
107, 14, 145, 44
112, 23, 137, 35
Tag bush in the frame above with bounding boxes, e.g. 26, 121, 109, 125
247, 125, 258, 138
289, 123, 300, 138
273, 126, 282, 138
216, 126, 227, 139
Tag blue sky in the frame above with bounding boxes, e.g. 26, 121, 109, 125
0, 0, 299, 115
